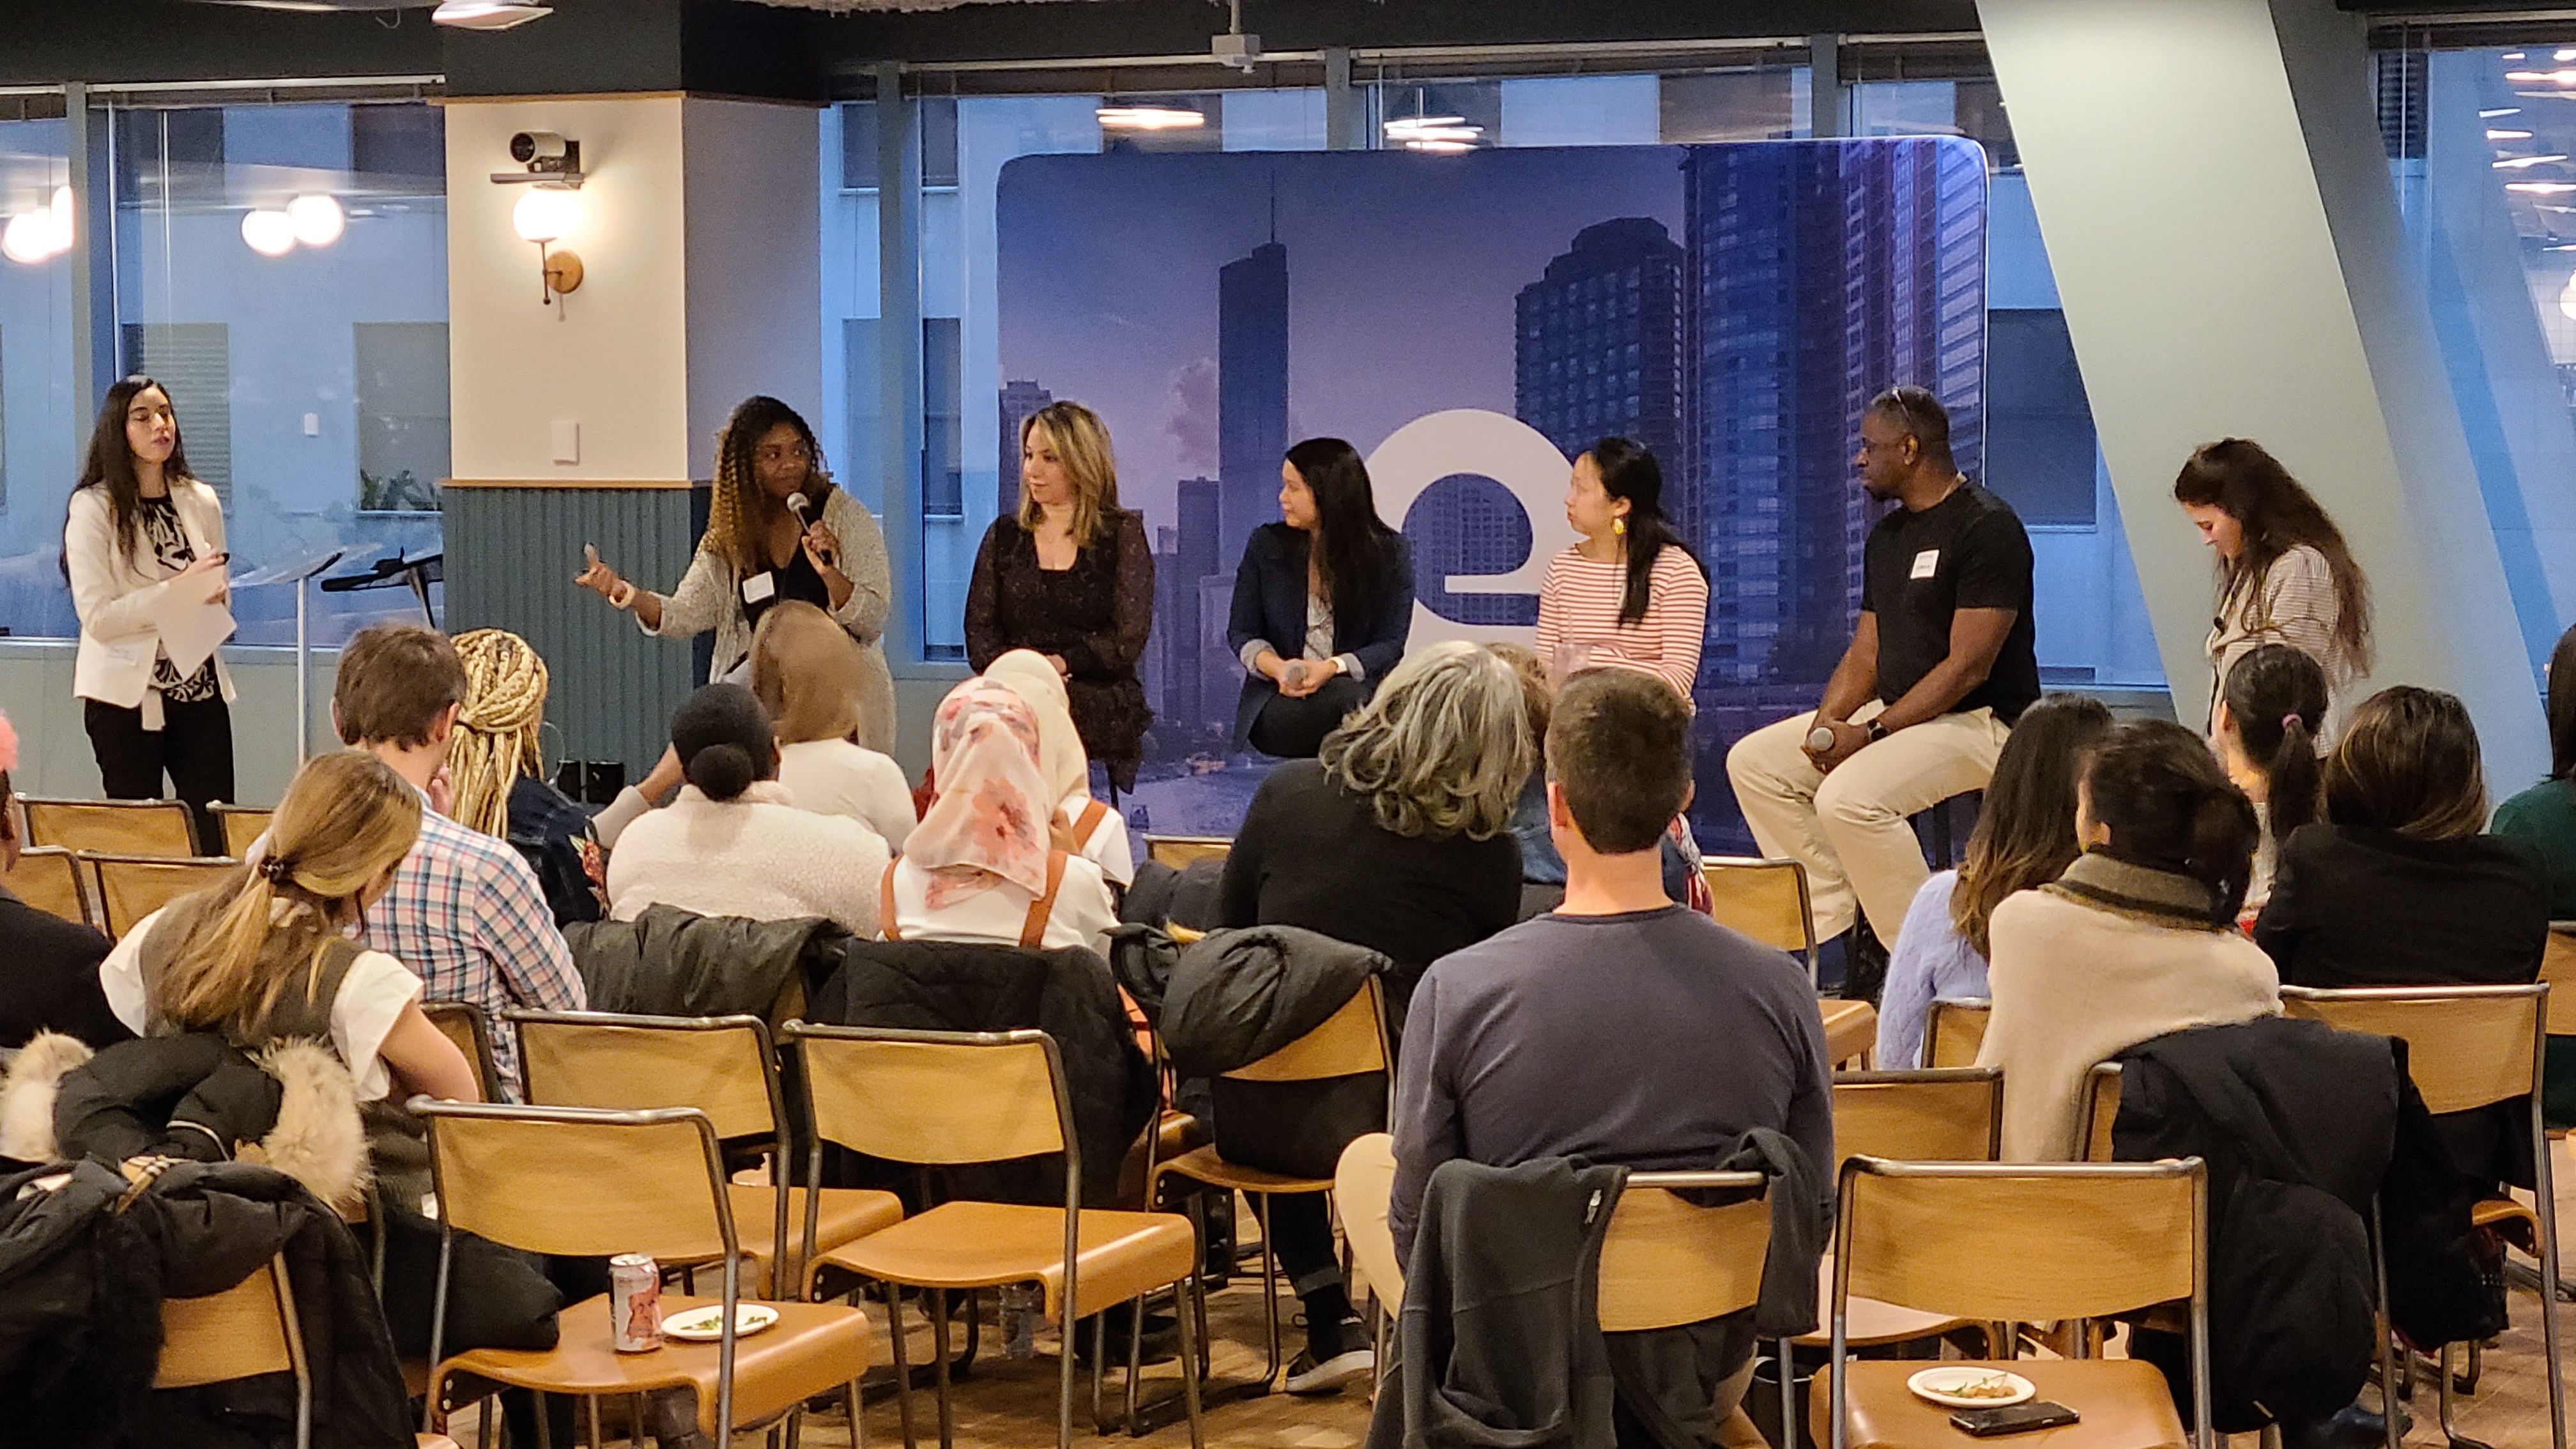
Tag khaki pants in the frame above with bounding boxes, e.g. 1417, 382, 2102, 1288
1725, 703, 2011, 944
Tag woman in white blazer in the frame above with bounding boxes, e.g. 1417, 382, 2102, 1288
573, 395, 898, 752
63, 376, 236, 854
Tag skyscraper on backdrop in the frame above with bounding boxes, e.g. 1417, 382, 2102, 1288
996, 378, 1054, 517
1514, 217, 1689, 535
1218, 240, 1289, 565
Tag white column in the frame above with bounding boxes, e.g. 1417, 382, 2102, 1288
1978, 0, 2548, 783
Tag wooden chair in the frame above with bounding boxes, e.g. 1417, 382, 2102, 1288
1921, 997, 1990, 1070
160, 1255, 461, 1449
1816, 1157, 2214, 1449
1701, 856, 1820, 985
509, 1009, 903, 1300
1830, 1067, 2002, 1167
86, 852, 236, 937
420, 1001, 505, 1106
1143, 835, 1230, 870
2281, 983, 2566, 1449
211, 804, 274, 858
22, 796, 197, 857
1817, 999, 1878, 1070
2076, 1062, 2123, 1164
1148, 977, 1390, 1397
3, 845, 92, 928
1597, 1169, 1772, 1333
784, 1024, 1206, 1449
415, 1100, 871, 1445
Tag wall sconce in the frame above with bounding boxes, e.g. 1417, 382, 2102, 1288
512, 187, 584, 310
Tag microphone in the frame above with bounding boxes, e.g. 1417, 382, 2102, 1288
1807, 724, 1839, 753
785, 491, 811, 528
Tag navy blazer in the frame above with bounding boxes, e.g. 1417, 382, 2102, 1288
1225, 522, 1414, 747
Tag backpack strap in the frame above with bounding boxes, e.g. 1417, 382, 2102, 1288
1018, 851, 1071, 951
1070, 799, 1110, 848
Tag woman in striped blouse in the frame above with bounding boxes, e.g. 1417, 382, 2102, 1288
2174, 439, 2373, 737
1534, 438, 1710, 700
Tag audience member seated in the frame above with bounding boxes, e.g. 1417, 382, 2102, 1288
1492, 643, 1692, 910
0, 712, 127, 1049
1388, 668, 1833, 1439
985, 646, 1135, 888
1981, 720, 2280, 1161
749, 599, 917, 852
2212, 643, 2327, 925
1875, 694, 2110, 1068
448, 627, 604, 926
97, 750, 482, 1200
607, 683, 889, 939
2255, 686, 2549, 989
334, 623, 585, 1100
1211, 640, 1527, 1394
882, 678, 1117, 957
2494, 622, 2576, 919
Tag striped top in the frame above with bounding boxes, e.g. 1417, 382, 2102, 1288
1533, 545, 1709, 699
2203, 544, 2349, 734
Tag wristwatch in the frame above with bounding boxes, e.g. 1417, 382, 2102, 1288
1866, 719, 1891, 744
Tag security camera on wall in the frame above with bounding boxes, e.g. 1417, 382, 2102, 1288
493, 132, 583, 188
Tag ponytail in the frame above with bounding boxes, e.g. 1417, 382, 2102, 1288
2220, 643, 2327, 844
2182, 785, 2262, 925
2266, 718, 2321, 839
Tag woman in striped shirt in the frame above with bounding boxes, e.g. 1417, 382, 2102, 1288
1534, 438, 1710, 700
2174, 439, 2373, 737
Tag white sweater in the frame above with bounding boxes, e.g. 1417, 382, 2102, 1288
606, 781, 889, 938
778, 739, 917, 853
1980, 879, 2280, 1162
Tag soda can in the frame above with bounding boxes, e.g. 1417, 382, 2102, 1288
610, 1253, 663, 1352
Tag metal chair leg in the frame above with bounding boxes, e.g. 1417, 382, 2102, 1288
1124, 1289, 1149, 1436
886, 1288, 918, 1449
930, 1289, 956, 1449
586, 1395, 603, 1449
1253, 1192, 1284, 1386
1090, 1314, 1111, 1434
1172, 1277, 1208, 1449
846, 1378, 868, 1449
1779, 1340, 1798, 1449
2437, 1340, 2501, 1449
2373, 1197, 2402, 1449
627, 1393, 644, 1449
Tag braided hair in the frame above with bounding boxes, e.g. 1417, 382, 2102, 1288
448, 629, 550, 840
702, 396, 832, 578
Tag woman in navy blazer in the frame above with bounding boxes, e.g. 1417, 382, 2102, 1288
1227, 438, 1414, 757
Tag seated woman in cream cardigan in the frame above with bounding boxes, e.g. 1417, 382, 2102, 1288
1979, 719, 2281, 1162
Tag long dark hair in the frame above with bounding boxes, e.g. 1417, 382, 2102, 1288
1950, 694, 2113, 956
704, 395, 831, 576
68, 376, 195, 572
2326, 686, 2487, 841
2221, 644, 2328, 840
1586, 437, 1702, 627
2172, 439, 2372, 675
2085, 719, 2262, 924
2547, 623, 2576, 782
1285, 437, 1397, 627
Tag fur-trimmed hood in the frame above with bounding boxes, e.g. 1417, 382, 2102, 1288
1, 1031, 369, 1211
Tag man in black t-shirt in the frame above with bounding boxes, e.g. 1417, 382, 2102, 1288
1726, 387, 2039, 956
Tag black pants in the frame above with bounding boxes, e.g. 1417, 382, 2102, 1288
1247, 676, 1368, 759
1265, 1190, 1347, 1303
84, 694, 234, 855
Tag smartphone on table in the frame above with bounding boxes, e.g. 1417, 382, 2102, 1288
1949, 1401, 2081, 1436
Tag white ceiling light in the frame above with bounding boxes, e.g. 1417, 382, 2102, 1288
2558, 271, 2576, 320
512, 187, 582, 244
2494, 153, 2570, 169
2490, 128, 2536, 140
288, 194, 345, 247
1384, 114, 1485, 148
2483, 108, 2524, 118
2505, 69, 2576, 84
241, 209, 297, 257
1096, 104, 1206, 132
1, 211, 52, 265
2508, 181, 2576, 194
433, 0, 552, 29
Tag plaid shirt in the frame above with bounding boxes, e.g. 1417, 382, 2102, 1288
362, 802, 585, 1098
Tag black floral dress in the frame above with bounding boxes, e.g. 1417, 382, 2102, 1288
964, 509, 1155, 788
138, 495, 219, 703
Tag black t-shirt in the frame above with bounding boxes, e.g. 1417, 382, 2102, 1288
740, 539, 832, 633
1859, 481, 2039, 722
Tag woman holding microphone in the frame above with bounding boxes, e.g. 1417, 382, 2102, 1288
65, 376, 236, 855
576, 395, 896, 751
1227, 437, 1413, 758
965, 401, 1154, 791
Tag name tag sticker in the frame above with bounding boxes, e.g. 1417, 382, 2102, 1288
741, 572, 777, 605
1910, 549, 1940, 580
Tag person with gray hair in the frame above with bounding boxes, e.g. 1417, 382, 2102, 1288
1214, 638, 1531, 1393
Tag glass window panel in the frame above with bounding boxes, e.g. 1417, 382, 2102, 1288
0, 113, 77, 640
1220, 89, 1325, 151
111, 98, 448, 647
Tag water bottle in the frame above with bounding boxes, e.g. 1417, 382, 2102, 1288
1000, 1283, 1040, 1360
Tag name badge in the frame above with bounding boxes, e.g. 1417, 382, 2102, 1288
741, 571, 777, 605
1910, 549, 1940, 580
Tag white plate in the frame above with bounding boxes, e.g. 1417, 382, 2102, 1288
663, 1305, 780, 1342
1906, 1367, 2035, 1409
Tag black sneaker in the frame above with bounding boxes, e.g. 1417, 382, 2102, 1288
1282, 1316, 1372, 1395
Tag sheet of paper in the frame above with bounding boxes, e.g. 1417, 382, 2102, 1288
153, 567, 236, 677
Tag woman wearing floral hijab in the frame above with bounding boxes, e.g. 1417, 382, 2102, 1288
880, 678, 1117, 957
982, 647, 1134, 888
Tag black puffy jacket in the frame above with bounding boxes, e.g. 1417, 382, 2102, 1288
1158, 925, 1388, 1179
565, 905, 851, 1021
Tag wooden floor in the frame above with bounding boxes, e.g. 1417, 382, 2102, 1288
450, 1158, 2575, 1449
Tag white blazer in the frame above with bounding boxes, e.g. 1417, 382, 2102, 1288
65, 480, 237, 714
